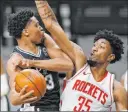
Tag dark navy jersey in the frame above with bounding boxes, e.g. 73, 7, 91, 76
12, 44, 60, 111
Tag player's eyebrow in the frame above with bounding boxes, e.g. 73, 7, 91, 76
100, 41, 107, 45
94, 41, 106, 46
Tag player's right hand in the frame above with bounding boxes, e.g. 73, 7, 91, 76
10, 53, 24, 70
10, 53, 32, 69
11, 82, 38, 105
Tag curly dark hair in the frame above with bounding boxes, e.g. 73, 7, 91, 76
94, 29, 124, 64
8, 10, 34, 38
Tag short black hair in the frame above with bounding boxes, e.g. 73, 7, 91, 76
94, 29, 124, 64
8, 10, 34, 39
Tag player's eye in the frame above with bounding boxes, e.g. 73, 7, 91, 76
100, 45, 105, 49
35, 23, 38, 27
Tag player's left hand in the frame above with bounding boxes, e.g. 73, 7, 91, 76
19, 59, 33, 68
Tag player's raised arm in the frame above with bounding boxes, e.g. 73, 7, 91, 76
35, 0, 86, 70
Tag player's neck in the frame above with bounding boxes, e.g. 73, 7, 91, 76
17, 37, 38, 55
90, 64, 108, 82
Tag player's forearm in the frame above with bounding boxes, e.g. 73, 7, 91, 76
35, 0, 57, 29
31, 58, 74, 72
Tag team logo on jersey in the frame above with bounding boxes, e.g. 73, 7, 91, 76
43, 69, 48, 75
43, 48, 48, 57
72, 79, 108, 105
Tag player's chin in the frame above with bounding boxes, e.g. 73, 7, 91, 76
37, 39, 43, 44
89, 56, 96, 61
35, 41, 42, 45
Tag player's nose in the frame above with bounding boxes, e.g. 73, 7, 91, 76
92, 46, 98, 53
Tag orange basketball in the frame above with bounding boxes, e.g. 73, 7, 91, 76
15, 69, 46, 99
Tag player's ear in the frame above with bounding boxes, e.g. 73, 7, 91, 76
22, 29, 29, 37
107, 54, 115, 62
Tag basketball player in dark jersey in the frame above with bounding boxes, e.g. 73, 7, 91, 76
6, 10, 74, 111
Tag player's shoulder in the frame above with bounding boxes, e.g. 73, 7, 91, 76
113, 79, 126, 98
7, 52, 23, 65
120, 71, 127, 86
10, 52, 23, 60
114, 79, 124, 89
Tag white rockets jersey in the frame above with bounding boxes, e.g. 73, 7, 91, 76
124, 71, 127, 91
60, 64, 115, 111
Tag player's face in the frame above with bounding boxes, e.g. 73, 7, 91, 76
25, 16, 44, 44
89, 39, 114, 65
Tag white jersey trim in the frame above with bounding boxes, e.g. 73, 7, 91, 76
16, 46, 41, 57
124, 71, 127, 91
10, 52, 24, 59
109, 74, 114, 106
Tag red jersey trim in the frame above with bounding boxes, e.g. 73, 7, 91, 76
109, 74, 112, 105
62, 79, 67, 91
97, 71, 108, 82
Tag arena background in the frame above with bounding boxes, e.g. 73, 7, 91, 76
0, 0, 127, 111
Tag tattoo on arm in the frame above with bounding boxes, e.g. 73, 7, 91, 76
35, 0, 57, 21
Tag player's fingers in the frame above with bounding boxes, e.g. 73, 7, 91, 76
21, 90, 35, 100
22, 59, 26, 65
27, 60, 30, 67
23, 96, 38, 104
22, 59, 29, 67
19, 85, 28, 96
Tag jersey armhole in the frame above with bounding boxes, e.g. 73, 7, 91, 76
66, 64, 88, 81
110, 74, 115, 105
62, 77, 67, 91
10, 52, 24, 58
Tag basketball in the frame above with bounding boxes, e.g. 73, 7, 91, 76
15, 69, 46, 99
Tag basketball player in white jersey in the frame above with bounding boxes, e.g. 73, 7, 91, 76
35, 0, 128, 111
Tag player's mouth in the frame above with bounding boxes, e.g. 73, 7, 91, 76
90, 52, 94, 57
91, 53, 93, 56
41, 31, 45, 38
89, 52, 96, 60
